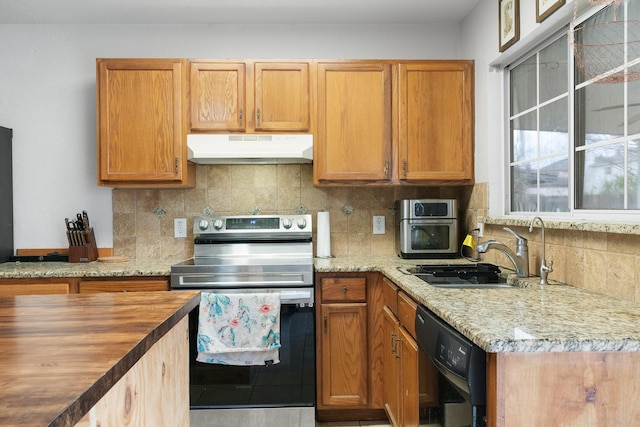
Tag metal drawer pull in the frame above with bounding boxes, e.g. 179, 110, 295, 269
341, 286, 348, 293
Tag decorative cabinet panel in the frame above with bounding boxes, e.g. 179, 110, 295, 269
96, 58, 193, 187
189, 61, 310, 132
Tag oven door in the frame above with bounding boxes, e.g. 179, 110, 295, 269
187, 288, 316, 409
398, 219, 458, 258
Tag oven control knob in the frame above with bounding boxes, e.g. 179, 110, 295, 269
213, 219, 224, 230
282, 218, 293, 229
198, 219, 209, 231
297, 218, 307, 229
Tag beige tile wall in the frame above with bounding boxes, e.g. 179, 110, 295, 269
113, 174, 637, 302
112, 164, 465, 261
464, 183, 640, 303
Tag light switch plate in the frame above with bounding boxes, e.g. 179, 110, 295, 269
174, 218, 187, 238
373, 216, 385, 234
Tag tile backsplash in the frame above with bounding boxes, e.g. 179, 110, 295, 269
112, 174, 638, 303
112, 164, 469, 261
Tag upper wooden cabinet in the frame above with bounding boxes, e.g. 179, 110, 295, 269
398, 61, 474, 183
96, 58, 195, 188
315, 60, 474, 186
189, 61, 310, 133
315, 62, 393, 183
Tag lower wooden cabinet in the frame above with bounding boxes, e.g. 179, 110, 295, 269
318, 275, 369, 408
0, 276, 169, 296
382, 278, 438, 427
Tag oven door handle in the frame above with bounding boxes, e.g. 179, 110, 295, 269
279, 288, 312, 302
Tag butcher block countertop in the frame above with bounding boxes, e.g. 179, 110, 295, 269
0, 290, 200, 427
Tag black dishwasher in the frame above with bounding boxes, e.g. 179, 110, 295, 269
415, 304, 486, 427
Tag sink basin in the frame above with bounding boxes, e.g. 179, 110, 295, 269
427, 282, 514, 289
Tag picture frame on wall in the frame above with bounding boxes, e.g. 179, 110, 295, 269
499, 0, 520, 52
536, 0, 566, 23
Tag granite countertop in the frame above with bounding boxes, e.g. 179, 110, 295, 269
3, 256, 640, 354
0, 290, 200, 427
316, 255, 640, 354
0, 259, 176, 278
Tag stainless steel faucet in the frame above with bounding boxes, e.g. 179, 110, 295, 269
529, 216, 553, 285
476, 227, 529, 278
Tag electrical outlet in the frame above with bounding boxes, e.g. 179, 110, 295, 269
174, 218, 187, 238
478, 221, 484, 238
373, 215, 385, 234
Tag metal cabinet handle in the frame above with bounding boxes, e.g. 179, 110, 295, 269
384, 160, 389, 177
324, 315, 327, 333
239, 108, 243, 123
390, 332, 397, 353
341, 286, 348, 293
257, 108, 261, 126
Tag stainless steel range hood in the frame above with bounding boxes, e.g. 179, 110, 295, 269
187, 134, 313, 164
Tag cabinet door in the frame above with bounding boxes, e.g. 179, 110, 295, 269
320, 303, 368, 407
190, 62, 246, 131
97, 59, 188, 184
254, 62, 310, 131
383, 306, 401, 426
400, 326, 421, 427
316, 62, 392, 183
398, 61, 474, 183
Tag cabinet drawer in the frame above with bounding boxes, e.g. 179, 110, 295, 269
382, 277, 398, 314
0, 283, 71, 296
321, 277, 366, 302
398, 291, 418, 339
79, 280, 169, 293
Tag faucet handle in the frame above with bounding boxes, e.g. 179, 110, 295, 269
503, 227, 527, 244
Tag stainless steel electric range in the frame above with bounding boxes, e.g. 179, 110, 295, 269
171, 214, 315, 426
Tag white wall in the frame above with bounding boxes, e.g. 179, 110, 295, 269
0, 22, 461, 250
0, 2, 577, 251
461, 0, 576, 216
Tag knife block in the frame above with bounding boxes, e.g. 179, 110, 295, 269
69, 228, 98, 263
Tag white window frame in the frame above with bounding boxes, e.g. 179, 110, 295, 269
503, 1, 640, 222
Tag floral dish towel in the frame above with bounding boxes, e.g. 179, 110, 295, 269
196, 291, 281, 366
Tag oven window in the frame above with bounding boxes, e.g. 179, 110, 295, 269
188, 304, 316, 408
411, 225, 451, 250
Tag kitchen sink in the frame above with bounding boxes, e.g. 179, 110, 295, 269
399, 263, 514, 289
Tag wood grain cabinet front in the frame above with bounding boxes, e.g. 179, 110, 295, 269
397, 61, 474, 184
382, 278, 438, 427
0, 280, 72, 296
78, 278, 169, 293
315, 60, 474, 186
318, 276, 369, 408
315, 61, 393, 184
189, 61, 310, 133
96, 58, 194, 188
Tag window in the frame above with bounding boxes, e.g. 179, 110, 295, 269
508, 2, 640, 215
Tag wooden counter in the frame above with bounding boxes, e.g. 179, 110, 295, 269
0, 290, 199, 427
